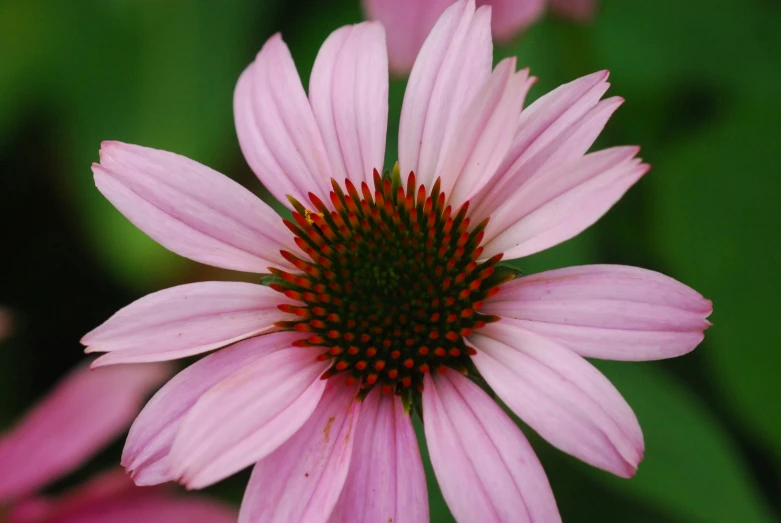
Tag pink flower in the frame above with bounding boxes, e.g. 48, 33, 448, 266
363, 0, 597, 73
0, 363, 237, 523
83, 1, 712, 521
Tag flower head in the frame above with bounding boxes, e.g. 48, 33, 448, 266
0, 363, 236, 523
83, 1, 711, 521
363, 0, 598, 74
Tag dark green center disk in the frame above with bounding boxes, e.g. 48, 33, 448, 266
272, 170, 507, 396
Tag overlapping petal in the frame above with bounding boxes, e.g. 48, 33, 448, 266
234, 34, 333, 206
399, 0, 493, 192
480, 146, 648, 260
470, 323, 644, 477
0, 363, 168, 502
82, 282, 290, 366
168, 346, 329, 489
439, 59, 534, 206
7, 469, 237, 523
329, 389, 428, 523
122, 333, 300, 486
44, 495, 238, 523
483, 265, 713, 360
93, 141, 294, 273
471, 70, 615, 219
309, 21, 388, 189
422, 370, 560, 523
239, 380, 360, 523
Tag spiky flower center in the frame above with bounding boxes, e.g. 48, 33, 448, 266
272, 170, 506, 396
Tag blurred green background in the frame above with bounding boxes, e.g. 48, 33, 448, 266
1, 0, 780, 521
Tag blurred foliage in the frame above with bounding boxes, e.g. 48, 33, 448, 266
1, 0, 780, 521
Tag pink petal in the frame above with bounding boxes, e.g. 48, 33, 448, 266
481, 146, 649, 260
470, 323, 644, 477
440, 60, 535, 206
122, 333, 301, 486
234, 34, 333, 207
422, 370, 560, 522
330, 388, 428, 523
471, 70, 613, 219
9, 477, 238, 523
82, 282, 290, 366
480, 0, 546, 41
309, 22, 389, 189
239, 380, 360, 523
398, 0, 493, 192
0, 363, 169, 502
8, 469, 148, 523
550, 0, 597, 22
362, 0, 454, 74
168, 346, 329, 489
484, 264, 712, 360
43, 495, 238, 523
93, 141, 294, 273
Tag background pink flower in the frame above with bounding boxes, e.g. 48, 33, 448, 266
0, 362, 237, 523
363, 0, 597, 73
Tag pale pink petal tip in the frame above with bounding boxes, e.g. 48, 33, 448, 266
309, 21, 389, 189
484, 265, 712, 361
470, 324, 644, 478
93, 141, 294, 274
481, 145, 649, 260
234, 33, 334, 207
488, 0, 547, 41
0, 362, 169, 502
82, 281, 289, 366
398, 0, 494, 193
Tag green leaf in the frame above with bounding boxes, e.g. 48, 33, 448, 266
592, 362, 777, 523
0, 0, 281, 290
647, 100, 781, 458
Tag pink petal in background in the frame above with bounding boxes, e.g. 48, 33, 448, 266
550, 0, 596, 22
0, 362, 169, 503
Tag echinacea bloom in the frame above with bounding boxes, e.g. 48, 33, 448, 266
0, 363, 237, 523
363, 0, 597, 73
83, 1, 711, 521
